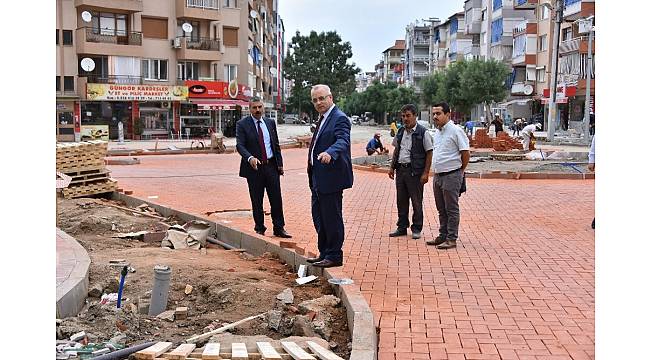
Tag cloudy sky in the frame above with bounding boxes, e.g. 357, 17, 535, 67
278, 0, 462, 73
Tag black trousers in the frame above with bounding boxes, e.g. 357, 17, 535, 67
311, 189, 344, 262
395, 166, 424, 232
245, 159, 285, 233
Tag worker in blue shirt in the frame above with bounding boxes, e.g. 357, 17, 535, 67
366, 133, 388, 156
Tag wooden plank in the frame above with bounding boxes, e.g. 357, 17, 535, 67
281, 342, 315, 360
231, 343, 248, 360
256, 342, 282, 360
201, 343, 221, 360
305, 341, 343, 360
166, 343, 196, 359
134, 342, 173, 360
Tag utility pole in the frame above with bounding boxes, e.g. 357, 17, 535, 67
546, 0, 564, 142
581, 16, 594, 143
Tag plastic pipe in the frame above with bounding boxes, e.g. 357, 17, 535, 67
148, 265, 172, 316
116, 266, 128, 309
91, 341, 156, 360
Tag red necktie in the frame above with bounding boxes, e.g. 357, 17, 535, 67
309, 115, 324, 165
257, 120, 267, 162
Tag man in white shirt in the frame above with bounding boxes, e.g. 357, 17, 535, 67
426, 102, 470, 250
521, 122, 542, 151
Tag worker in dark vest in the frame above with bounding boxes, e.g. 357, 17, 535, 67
388, 104, 433, 240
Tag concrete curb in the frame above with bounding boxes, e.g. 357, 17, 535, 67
106, 142, 301, 157
352, 164, 595, 180
56, 228, 91, 318
111, 193, 378, 360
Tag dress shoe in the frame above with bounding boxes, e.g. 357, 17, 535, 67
312, 259, 343, 268
255, 229, 265, 235
412, 231, 421, 239
436, 240, 457, 250
426, 235, 446, 246
273, 229, 292, 238
388, 228, 407, 237
306, 257, 322, 264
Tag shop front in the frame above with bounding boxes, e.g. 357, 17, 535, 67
85, 83, 188, 140
56, 100, 79, 142
184, 80, 252, 138
80, 101, 132, 140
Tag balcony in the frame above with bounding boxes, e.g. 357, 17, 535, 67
559, 36, 594, 55
513, 20, 537, 36
511, 81, 535, 96
413, 38, 429, 46
76, 27, 143, 57
84, 74, 143, 84
174, 37, 222, 61
74, 0, 142, 13
514, 0, 537, 10
563, 0, 595, 21
412, 54, 429, 62
176, 0, 221, 20
464, 7, 482, 34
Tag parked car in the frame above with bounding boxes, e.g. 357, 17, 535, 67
282, 114, 306, 124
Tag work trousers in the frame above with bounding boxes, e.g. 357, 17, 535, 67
433, 169, 463, 241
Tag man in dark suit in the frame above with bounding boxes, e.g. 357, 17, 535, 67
236, 97, 291, 238
306, 84, 353, 268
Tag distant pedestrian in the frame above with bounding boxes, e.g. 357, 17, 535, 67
493, 114, 504, 134
426, 102, 470, 250
366, 133, 388, 156
464, 120, 475, 137
589, 113, 595, 136
388, 104, 433, 240
521, 122, 542, 151
588, 135, 595, 229
513, 118, 522, 136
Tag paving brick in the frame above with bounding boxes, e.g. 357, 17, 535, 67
107, 142, 595, 360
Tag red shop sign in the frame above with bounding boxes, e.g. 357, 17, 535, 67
185, 80, 252, 101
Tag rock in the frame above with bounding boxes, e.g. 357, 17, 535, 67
276, 288, 294, 304
312, 319, 332, 340
155, 310, 175, 322
88, 284, 103, 298
297, 295, 340, 314
85, 332, 99, 343
329, 341, 338, 349
266, 310, 282, 331
184, 284, 193, 295
213, 288, 233, 303
291, 316, 317, 338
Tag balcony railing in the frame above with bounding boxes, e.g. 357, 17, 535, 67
85, 75, 143, 84
559, 36, 592, 54
187, 0, 219, 9
84, 27, 142, 46
413, 38, 429, 46
413, 70, 430, 78
182, 37, 221, 51
412, 54, 429, 62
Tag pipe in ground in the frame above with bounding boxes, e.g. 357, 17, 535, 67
91, 341, 156, 360
207, 236, 236, 250
148, 265, 172, 316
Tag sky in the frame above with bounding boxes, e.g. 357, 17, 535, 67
278, 0, 462, 74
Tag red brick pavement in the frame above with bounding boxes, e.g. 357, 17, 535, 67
108, 143, 595, 360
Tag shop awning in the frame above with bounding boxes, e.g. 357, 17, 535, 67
190, 99, 249, 110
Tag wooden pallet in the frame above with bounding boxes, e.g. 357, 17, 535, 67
61, 179, 117, 199
134, 340, 344, 360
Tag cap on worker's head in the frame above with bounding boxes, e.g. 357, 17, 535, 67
535, 123, 542, 130
374, 132, 381, 137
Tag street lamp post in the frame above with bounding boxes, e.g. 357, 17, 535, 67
546, 0, 564, 142
581, 16, 594, 143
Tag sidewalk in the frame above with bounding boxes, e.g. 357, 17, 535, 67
106, 142, 595, 360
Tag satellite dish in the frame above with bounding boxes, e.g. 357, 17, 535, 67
81, 11, 92, 23
182, 22, 193, 33
80, 58, 96, 72
250, 10, 258, 19
269, 67, 277, 76
523, 84, 534, 96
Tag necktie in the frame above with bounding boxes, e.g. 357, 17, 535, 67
257, 120, 267, 162
309, 115, 324, 166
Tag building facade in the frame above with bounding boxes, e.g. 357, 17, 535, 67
381, 40, 405, 84
404, 20, 438, 93
56, 0, 284, 142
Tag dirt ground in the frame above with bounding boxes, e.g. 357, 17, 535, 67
56, 198, 351, 359
361, 157, 590, 174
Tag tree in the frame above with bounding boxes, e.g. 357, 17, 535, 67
386, 86, 419, 124
284, 30, 360, 115
460, 59, 510, 123
420, 72, 445, 107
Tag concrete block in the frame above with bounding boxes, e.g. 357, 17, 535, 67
240, 233, 267, 256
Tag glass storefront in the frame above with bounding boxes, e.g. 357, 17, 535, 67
80, 101, 131, 139
180, 103, 211, 138
139, 102, 172, 137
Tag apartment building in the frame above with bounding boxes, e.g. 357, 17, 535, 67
404, 20, 438, 92
381, 40, 405, 84
432, 21, 450, 73
56, 0, 284, 142
447, 12, 474, 63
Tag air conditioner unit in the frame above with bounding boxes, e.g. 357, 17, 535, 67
171, 38, 181, 48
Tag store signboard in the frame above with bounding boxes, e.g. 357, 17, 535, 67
185, 80, 252, 100
87, 84, 188, 101
80, 125, 109, 141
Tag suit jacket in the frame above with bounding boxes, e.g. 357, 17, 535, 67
308, 106, 353, 193
236, 115, 283, 178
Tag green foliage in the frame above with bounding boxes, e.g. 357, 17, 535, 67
420, 59, 511, 117
283, 30, 360, 114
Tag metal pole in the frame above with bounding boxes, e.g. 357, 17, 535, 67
547, 0, 564, 142
582, 19, 593, 143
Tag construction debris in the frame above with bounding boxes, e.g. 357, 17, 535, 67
57, 141, 117, 198
296, 275, 318, 285
161, 220, 211, 250
276, 288, 294, 304
186, 312, 266, 344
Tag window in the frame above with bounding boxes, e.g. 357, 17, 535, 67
56, 76, 61, 91
491, 18, 503, 44
224, 64, 237, 82
538, 34, 548, 52
62, 30, 73, 45
92, 12, 127, 36
536, 67, 546, 83
142, 59, 168, 81
63, 76, 74, 91
493, 0, 503, 10
223, 27, 238, 47
142, 17, 168, 39
223, 0, 238, 8
177, 20, 199, 41
178, 61, 199, 80
562, 27, 573, 41
539, 5, 550, 20
481, 9, 486, 21
56, 29, 59, 45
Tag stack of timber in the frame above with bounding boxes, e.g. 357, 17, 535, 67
56, 141, 117, 199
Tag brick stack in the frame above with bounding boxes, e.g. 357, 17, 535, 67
495, 132, 524, 151
469, 130, 524, 151
470, 129, 493, 148
56, 141, 117, 199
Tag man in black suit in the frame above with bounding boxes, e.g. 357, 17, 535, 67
306, 84, 353, 268
236, 97, 291, 238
